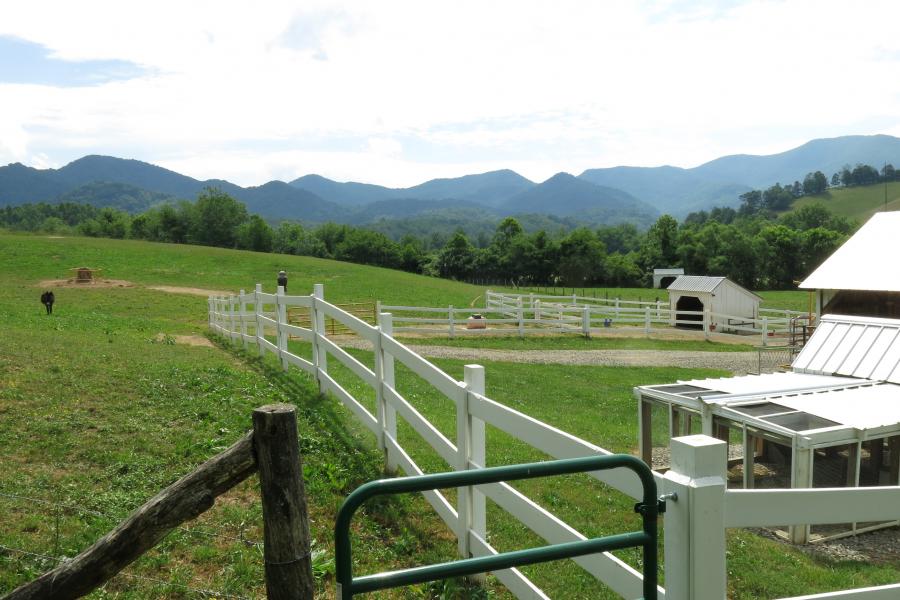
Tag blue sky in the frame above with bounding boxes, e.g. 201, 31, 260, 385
1, 0, 899, 187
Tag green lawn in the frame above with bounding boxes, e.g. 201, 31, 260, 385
2, 232, 895, 599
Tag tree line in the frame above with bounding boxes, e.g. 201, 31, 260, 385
1, 183, 857, 290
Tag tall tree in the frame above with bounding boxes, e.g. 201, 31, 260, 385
191, 188, 248, 248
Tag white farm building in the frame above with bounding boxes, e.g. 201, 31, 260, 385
666, 275, 761, 332
800, 211, 900, 319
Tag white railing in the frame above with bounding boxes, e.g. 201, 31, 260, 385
209, 285, 893, 599
210, 284, 664, 599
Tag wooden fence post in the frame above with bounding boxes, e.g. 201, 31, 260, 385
380, 312, 398, 471
255, 283, 265, 356
253, 404, 314, 600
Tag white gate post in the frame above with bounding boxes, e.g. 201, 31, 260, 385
254, 283, 264, 356
703, 308, 710, 340
449, 305, 455, 339
380, 313, 398, 471
762, 316, 769, 347
663, 435, 728, 600
459, 365, 487, 572
645, 306, 651, 334
239, 290, 248, 350
313, 283, 327, 376
276, 285, 288, 370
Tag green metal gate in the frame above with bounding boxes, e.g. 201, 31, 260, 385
335, 454, 665, 598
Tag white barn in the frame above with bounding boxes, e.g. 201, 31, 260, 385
667, 275, 761, 332
800, 211, 900, 319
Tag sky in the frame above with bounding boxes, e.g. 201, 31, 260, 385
1, 0, 899, 188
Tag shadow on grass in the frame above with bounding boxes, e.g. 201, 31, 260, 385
209, 335, 463, 573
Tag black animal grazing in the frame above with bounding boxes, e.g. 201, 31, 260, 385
40, 291, 55, 315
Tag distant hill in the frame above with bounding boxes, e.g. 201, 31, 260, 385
57, 181, 176, 213
500, 172, 658, 226
580, 134, 900, 216
790, 181, 900, 222
290, 169, 534, 207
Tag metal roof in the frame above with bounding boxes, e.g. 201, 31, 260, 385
666, 275, 763, 300
792, 314, 900, 383
666, 275, 726, 293
653, 268, 684, 275
640, 371, 865, 401
800, 211, 900, 292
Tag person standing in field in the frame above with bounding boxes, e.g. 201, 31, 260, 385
277, 270, 288, 292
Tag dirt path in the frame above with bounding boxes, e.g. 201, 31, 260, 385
340, 338, 756, 373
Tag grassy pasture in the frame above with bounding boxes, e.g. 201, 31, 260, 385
791, 182, 900, 222
1, 232, 894, 599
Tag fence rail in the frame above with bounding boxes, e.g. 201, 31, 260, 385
209, 284, 892, 600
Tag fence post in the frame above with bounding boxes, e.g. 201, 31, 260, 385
380, 313, 398, 471
762, 316, 769, 347
449, 305, 455, 339
255, 283, 265, 356
239, 290, 248, 350
460, 365, 487, 578
276, 286, 288, 371
645, 306, 651, 334
529, 293, 534, 309
656, 299, 661, 319
485, 289, 491, 309
582, 306, 590, 338
313, 283, 327, 377
228, 296, 237, 342
703, 308, 710, 340
517, 297, 524, 337
663, 435, 727, 600
253, 404, 315, 599
615, 297, 620, 319
534, 299, 542, 323
208, 297, 214, 330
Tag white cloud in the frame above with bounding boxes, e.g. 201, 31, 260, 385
0, 0, 899, 185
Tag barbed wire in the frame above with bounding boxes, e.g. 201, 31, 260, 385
0, 543, 253, 599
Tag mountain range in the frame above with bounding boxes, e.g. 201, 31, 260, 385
2, 134, 900, 229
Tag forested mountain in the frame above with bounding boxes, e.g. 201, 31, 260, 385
500, 173, 658, 225
3, 134, 900, 225
580, 135, 900, 216
290, 169, 533, 207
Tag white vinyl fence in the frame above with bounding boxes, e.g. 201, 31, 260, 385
209, 284, 895, 600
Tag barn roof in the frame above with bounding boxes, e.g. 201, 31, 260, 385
667, 275, 762, 299
800, 211, 900, 292
792, 314, 900, 384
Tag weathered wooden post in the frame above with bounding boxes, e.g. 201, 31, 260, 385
253, 404, 314, 600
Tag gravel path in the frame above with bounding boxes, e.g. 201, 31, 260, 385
340, 338, 756, 373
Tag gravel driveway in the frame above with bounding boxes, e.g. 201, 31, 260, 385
340, 338, 756, 373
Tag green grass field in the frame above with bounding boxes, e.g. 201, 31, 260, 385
791, 182, 900, 222
1, 232, 893, 599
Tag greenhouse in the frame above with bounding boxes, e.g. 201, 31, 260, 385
635, 313, 900, 543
